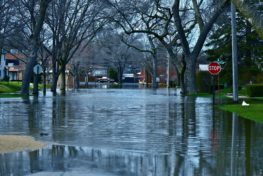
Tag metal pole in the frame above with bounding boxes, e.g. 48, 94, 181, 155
212, 76, 215, 106
231, 3, 239, 102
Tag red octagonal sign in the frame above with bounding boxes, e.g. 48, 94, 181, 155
208, 62, 221, 75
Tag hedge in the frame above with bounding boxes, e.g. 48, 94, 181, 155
246, 84, 263, 97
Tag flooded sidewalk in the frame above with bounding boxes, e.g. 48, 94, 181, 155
0, 89, 263, 176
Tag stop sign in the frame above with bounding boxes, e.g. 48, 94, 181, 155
208, 62, 221, 75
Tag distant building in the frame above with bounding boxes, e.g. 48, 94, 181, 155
139, 66, 177, 86
0, 50, 27, 81
122, 73, 139, 83
91, 66, 108, 78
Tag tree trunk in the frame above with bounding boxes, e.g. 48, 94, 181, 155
33, 74, 39, 95
118, 72, 122, 87
51, 73, 59, 96
21, 0, 51, 95
117, 67, 123, 87
184, 55, 197, 95
51, 55, 58, 94
76, 68, 80, 89
74, 73, 80, 89
152, 54, 158, 89
174, 66, 180, 86
145, 69, 149, 88
60, 64, 66, 95
21, 39, 38, 95
180, 60, 186, 95
85, 73, 88, 88
43, 69, 47, 96
166, 55, 170, 88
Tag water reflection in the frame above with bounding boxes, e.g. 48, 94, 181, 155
230, 113, 237, 176
0, 89, 263, 175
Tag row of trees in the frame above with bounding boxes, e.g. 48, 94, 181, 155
104, 0, 263, 95
1, 0, 108, 95
1, 0, 262, 95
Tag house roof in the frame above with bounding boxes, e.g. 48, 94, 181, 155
5, 53, 26, 60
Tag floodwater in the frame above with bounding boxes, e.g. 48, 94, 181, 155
0, 89, 262, 176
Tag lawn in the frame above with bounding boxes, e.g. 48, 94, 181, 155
0, 81, 50, 98
0, 82, 22, 98
219, 104, 263, 123
0, 82, 22, 93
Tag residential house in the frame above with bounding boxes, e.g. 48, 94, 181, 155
91, 65, 108, 78
0, 50, 26, 81
139, 66, 178, 86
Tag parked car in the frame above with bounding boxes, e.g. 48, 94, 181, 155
96, 77, 114, 83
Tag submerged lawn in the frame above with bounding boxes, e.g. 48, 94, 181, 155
219, 104, 263, 123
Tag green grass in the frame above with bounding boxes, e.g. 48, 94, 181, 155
0, 93, 22, 98
0, 82, 22, 98
0, 82, 22, 93
217, 87, 247, 97
218, 104, 263, 123
0, 81, 50, 98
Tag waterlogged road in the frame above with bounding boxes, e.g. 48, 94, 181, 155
0, 89, 263, 176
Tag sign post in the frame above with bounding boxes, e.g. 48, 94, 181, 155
33, 64, 43, 96
208, 62, 222, 105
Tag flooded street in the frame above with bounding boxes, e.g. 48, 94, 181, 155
0, 89, 263, 176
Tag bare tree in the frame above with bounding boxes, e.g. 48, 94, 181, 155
44, 0, 105, 95
69, 44, 94, 89
38, 43, 51, 95
0, 1, 28, 55
102, 0, 262, 94
103, 0, 199, 93
19, 0, 52, 95
171, 0, 229, 94
94, 30, 144, 86
122, 33, 162, 89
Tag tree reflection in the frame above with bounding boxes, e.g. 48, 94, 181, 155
52, 97, 67, 142
230, 113, 238, 176
244, 119, 251, 176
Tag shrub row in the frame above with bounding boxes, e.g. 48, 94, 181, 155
246, 84, 263, 97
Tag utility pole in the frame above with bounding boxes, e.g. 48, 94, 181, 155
231, 3, 239, 102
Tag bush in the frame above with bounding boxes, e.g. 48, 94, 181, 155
246, 84, 263, 97
256, 73, 263, 83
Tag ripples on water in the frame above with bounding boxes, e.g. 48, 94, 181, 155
0, 89, 263, 176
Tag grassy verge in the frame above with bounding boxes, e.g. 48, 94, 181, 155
0, 82, 22, 98
0, 82, 21, 93
218, 103, 263, 123
0, 93, 22, 98
0, 81, 50, 98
